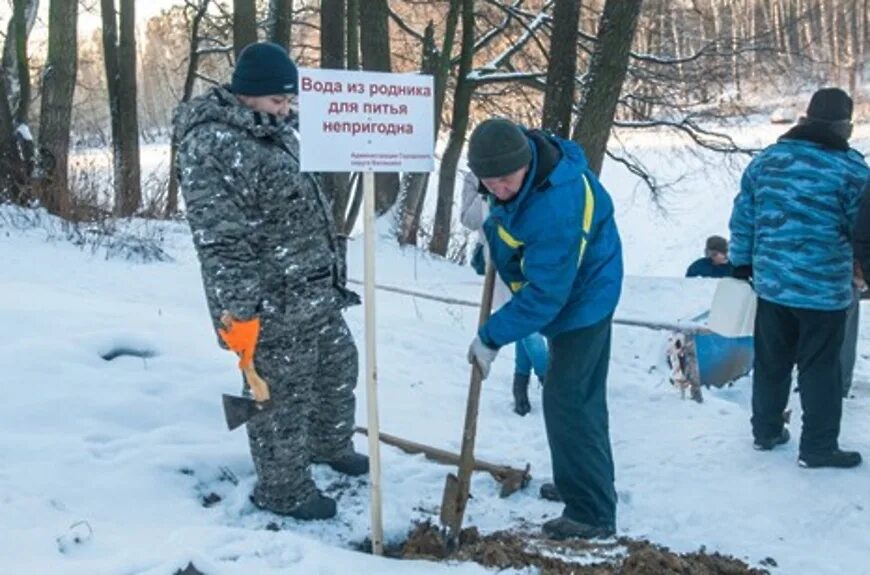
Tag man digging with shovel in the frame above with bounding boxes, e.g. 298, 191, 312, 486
174, 42, 366, 520
465, 118, 624, 540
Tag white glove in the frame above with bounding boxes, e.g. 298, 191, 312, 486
467, 336, 499, 379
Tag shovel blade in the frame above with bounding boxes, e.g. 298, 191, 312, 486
222, 394, 272, 431
439, 472, 460, 531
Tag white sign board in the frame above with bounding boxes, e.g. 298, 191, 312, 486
298, 68, 434, 173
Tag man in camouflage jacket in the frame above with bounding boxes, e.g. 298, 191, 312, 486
173, 42, 366, 520
729, 87, 869, 469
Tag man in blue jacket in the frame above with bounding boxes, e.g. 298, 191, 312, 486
465, 118, 623, 540
730, 87, 869, 469
686, 235, 734, 278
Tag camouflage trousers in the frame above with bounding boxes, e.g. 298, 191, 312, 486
246, 311, 358, 514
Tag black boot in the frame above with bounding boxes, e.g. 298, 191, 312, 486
540, 482, 563, 502
251, 489, 337, 520
320, 451, 369, 476
542, 516, 615, 540
753, 427, 790, 451
513, 373, 531, 416
286, 491, 337, 520
799, 449, 862, 469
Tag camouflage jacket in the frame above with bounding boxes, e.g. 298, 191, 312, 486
173, 86, 355, 337
730, 123, 870, 311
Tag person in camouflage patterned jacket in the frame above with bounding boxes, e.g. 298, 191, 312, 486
173, 42, 366, 520
729, 87, 870, 469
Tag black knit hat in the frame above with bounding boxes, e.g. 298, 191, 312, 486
467, 118, 532, 178
232, 42, 298, 96
806, 87, 853, 123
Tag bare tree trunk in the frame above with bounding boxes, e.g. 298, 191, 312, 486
118, 0, 141, 216
541, 0, 581, 137
12, 0, 31, 126
11, 0, 35, 173
731, 0, 742, 98
861, 0, 870, 66
750, 0, 761, 77
0, 73, 23, 202
36, 0, 78, 216
429, 0, 474, 257
396, 22, 439, 246
669, 3, 683, 79
849, 0, 860, 95
234, 0, 258, 58
269, 0, 293, 51
346, 0, 360, 70
320, 0, 350, 230
860, 0, 867, 90
571, 0, 642, 176
101, 0, 122, 207
102, 0, 142, 217
830, 0, 841, 77
799, 0, 813, 61
397, 0, 462, 246
819, 0, 831, 78
168, 0, 211, 217
359, 0, 399, 214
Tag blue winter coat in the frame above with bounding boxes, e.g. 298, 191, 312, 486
479, 133, 623, 348
685, 257, 733, 278
729, 125, 870, 311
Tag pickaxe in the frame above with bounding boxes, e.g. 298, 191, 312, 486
355, 426, 531, 497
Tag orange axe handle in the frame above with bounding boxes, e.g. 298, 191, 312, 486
241, 363, 271, 403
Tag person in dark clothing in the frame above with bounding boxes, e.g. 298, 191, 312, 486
729, 87, 869, 469
174, 43, 366, 521
686, 235, 734, 278
855, 185, 870, 281
465, 118, 623, 540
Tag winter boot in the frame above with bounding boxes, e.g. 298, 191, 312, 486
753, 427, 790, 451
286, 490, 337, 520
798, 449, 862, 469
319, 451, 370, 476
251, 489, 337, 520
542, 516, 615, 540
513, 373, 531, 416
540, 482, 563, 502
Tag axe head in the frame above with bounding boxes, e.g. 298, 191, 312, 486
222, 394, 274, 431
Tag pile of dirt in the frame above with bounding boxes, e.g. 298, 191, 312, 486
399, 522, 770, 575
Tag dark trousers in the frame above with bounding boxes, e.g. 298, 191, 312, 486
247, 312, 357, 513
752, 298, 846, 456
544, 316, 616, 528
840, 288, 860, 397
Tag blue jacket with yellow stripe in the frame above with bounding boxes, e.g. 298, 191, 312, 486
478, 131, 623, 348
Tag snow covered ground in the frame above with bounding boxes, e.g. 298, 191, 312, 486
3, 124, 870, 574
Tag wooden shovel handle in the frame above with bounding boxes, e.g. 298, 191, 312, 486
241, 364, 271, 402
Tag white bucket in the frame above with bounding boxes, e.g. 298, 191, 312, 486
707, 278, 757, 337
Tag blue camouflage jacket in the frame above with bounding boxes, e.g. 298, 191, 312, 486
729, 125, 870, 311
479, 132, 623, 348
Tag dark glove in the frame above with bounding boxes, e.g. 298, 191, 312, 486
732, 265, 753, 281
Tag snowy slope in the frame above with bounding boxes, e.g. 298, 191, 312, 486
3, 124, 870, 574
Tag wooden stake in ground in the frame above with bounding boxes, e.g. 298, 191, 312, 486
362, 171, 384, 556
439, 263, 497, 546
